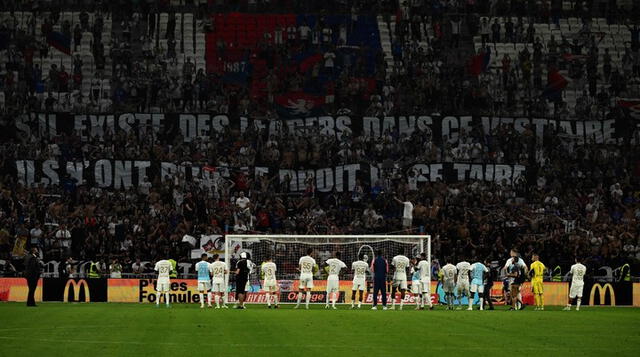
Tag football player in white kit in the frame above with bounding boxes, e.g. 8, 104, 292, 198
564, 257, 587, 311
440, 258, 457, 310
154, 257, 173, 308
503, 249, 528, 309
209, 254, 228, 308
351, 253, 369, 309
324, 252, 347, 309
455, 258, 472, 310
261, 256, 279, 309
410, 258, 421, 309
195, 254, 212, 308
416, 252, 433, 310
391, 253, 410, 310
295, 248, 317, 309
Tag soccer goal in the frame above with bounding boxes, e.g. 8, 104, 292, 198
224, 234, 431, 304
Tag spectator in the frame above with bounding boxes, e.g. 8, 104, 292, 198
132, 258, 143, 275
55, 224, 71, 257
110, 258, 123, 278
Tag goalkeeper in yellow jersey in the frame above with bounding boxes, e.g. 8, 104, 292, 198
529, 254, 546, 311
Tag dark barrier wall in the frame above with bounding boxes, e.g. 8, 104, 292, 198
582, 282, 633, 306
1, 278, 636, 305
42, 278, 108, 302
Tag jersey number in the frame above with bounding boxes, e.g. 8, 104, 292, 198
302, 262, 312, 272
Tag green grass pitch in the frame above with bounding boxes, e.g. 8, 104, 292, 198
1, 303, 639, 357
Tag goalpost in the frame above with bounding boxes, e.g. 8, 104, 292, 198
224, 234, 431, 305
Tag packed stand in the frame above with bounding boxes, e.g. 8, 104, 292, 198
1, 116, 638, 277
0, 0, 639, 278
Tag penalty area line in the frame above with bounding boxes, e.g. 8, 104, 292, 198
0, 336, 636, 351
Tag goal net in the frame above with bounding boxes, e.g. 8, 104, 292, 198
224, 234, 430, 304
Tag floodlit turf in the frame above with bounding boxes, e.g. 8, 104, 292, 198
1, 303, 639, 357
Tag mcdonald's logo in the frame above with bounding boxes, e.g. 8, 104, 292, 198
589, 283, 615, 306
63, 279, 91, 302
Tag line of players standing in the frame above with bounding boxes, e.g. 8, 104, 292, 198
154, 248, 588, 310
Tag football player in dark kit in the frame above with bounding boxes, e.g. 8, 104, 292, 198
370, 250, 389, 310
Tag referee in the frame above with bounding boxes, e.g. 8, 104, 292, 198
234, 252, 251, 309
370, 250, 388, 310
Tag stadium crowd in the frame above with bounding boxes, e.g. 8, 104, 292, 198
0, 0, 639, 279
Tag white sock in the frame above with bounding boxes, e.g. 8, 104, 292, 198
416, 295, 421, 306
215, 295, 220, 307
296, 292, 302, 306
199, 293, 204, 305
326, 292, 330, 306
392, 294, 396, 307
207, 292, 212, 305
305, 291, 311, 307
479, 298, 484, 309
165, 292, 170, 305
274, 293, 278, 306
266, 293, 271, 306
156, 293, 160, 305
427, 294, 433, 307
577, 298, 581, 309
468, 297, 473, 309
400, 298, 404, 308
331, 293, 336, 307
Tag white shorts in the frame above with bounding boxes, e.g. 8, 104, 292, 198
443, 281, 455, 293
263, 279, 278, 292
392, 278, 408, 290
197, 281, 211, 291
352, 278, 366, 291
299, 273, 314, 289
569, 283, 584, 299
456, 281, 470, 296
211, 278, 225, 293
411, 281, 422, 294
326, 278, 340, 293
470, 283, 484, 294
420, 279, 431, 294
156, 280, 170, 292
